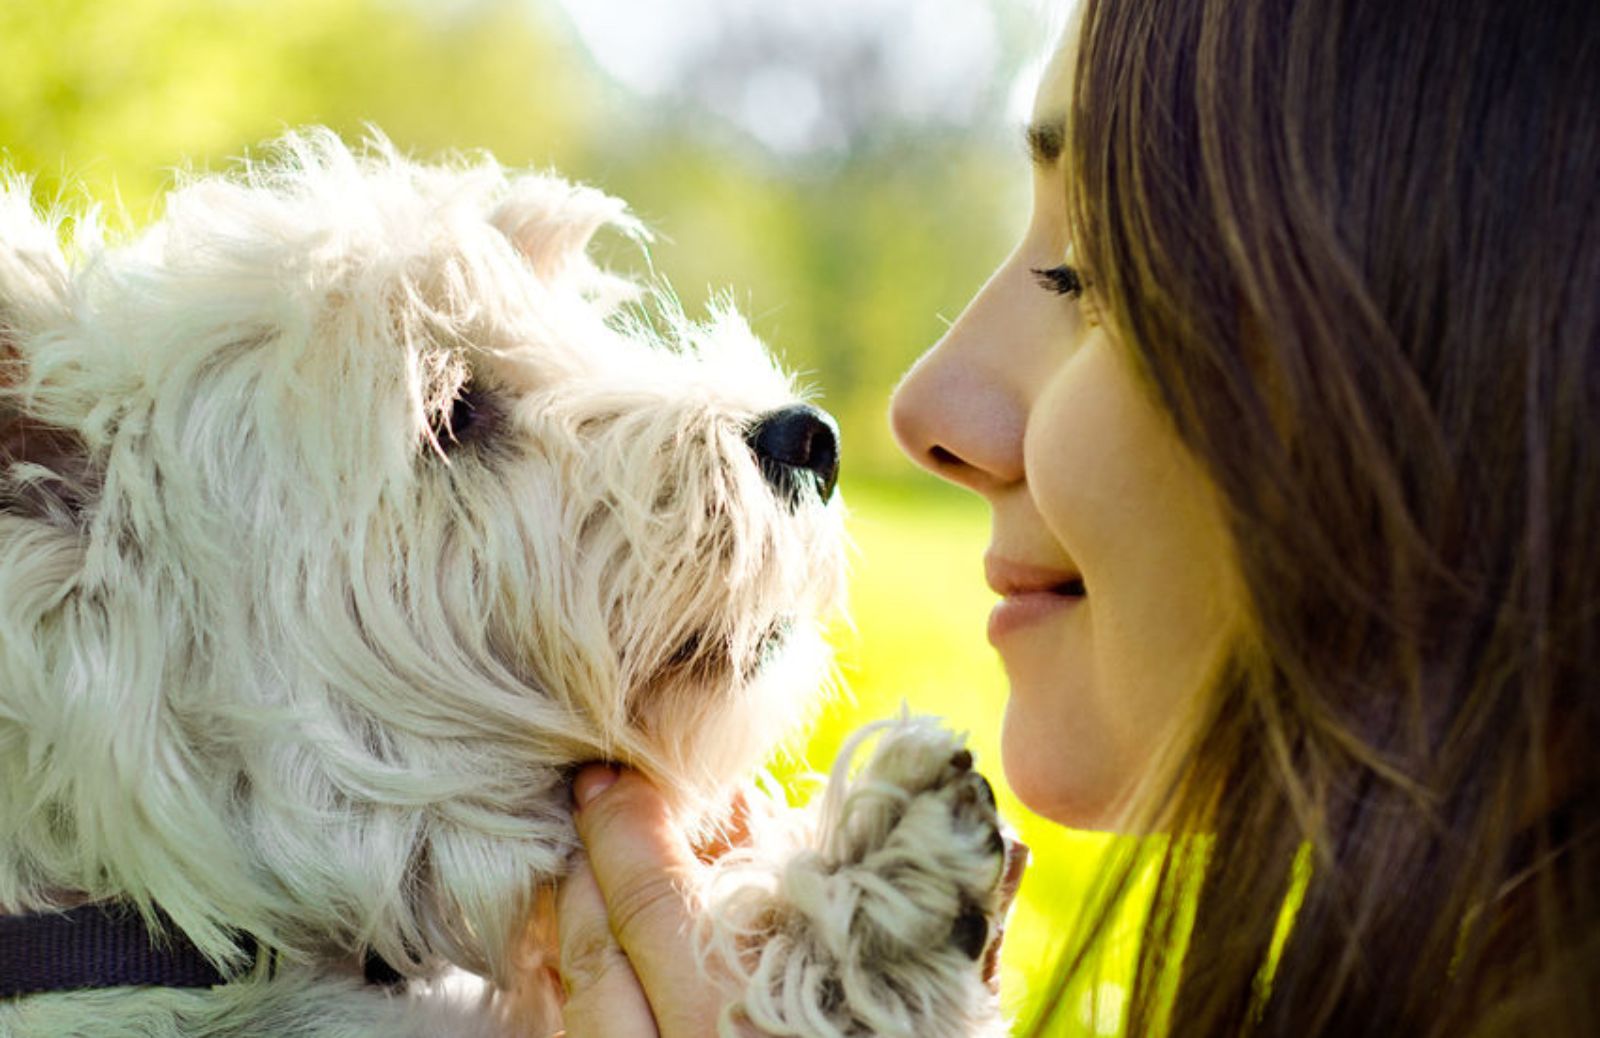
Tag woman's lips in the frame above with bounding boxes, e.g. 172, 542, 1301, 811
987, 589, 1083, 642
985, 556, 1085, 643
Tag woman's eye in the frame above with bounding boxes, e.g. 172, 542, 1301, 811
1031, 264, 1084, 299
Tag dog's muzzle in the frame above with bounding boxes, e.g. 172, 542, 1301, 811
745, 404, 840, 505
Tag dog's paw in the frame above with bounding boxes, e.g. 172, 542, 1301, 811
818, 717, 1014, 969
710, 717, 1020, 1037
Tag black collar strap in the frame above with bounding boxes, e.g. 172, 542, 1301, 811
0, 904, 404, 999
0, 903, 249, 999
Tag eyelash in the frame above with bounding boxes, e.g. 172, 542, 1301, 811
1031, 264, 1084, 299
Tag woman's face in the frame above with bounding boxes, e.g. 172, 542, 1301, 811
889, 34, 1243, 829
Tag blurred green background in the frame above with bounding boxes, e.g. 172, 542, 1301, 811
2, 0, 1119, 1031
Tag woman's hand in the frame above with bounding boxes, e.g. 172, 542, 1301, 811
555, 765, 736, 1038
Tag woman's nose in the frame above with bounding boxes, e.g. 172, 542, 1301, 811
889, 288, 1027, 496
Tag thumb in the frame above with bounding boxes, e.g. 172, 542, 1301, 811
569, 765, 720, 1038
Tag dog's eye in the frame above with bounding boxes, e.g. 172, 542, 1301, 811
430, 382, 496, 449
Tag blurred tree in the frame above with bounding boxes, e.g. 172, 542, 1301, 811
0, 0, 595, 214
554, 0, 1037, 155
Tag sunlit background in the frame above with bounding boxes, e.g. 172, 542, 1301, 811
1, 1, 1120, 1032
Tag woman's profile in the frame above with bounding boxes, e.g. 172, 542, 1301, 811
560, 1, 1600, 1034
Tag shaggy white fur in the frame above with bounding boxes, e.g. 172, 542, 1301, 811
0, 131, 1010, 1037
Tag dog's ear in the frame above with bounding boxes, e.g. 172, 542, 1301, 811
0, 177, 92, 529
0, 175, 71, 339
489, 175, 647, 308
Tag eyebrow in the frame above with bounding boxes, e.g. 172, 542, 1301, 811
1026, 117, 1066, 167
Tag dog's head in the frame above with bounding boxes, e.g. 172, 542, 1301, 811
0, 131, 845, 983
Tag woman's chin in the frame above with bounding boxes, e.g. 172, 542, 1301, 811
1000, 705, 1132, 831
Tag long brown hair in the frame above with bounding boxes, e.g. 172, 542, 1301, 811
1032, 0, 1600, 1034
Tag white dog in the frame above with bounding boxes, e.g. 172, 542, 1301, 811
0, 131, 1012, 1037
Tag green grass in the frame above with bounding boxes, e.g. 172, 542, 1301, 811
770, 477, 1128, 1036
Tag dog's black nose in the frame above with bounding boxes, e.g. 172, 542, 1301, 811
745, 404, 840, 504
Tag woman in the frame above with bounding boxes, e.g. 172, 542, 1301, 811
557, 0, 1600, 1034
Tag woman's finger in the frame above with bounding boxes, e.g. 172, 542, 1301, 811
555, 854, 661, 1038
571, 765, 724, 1038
